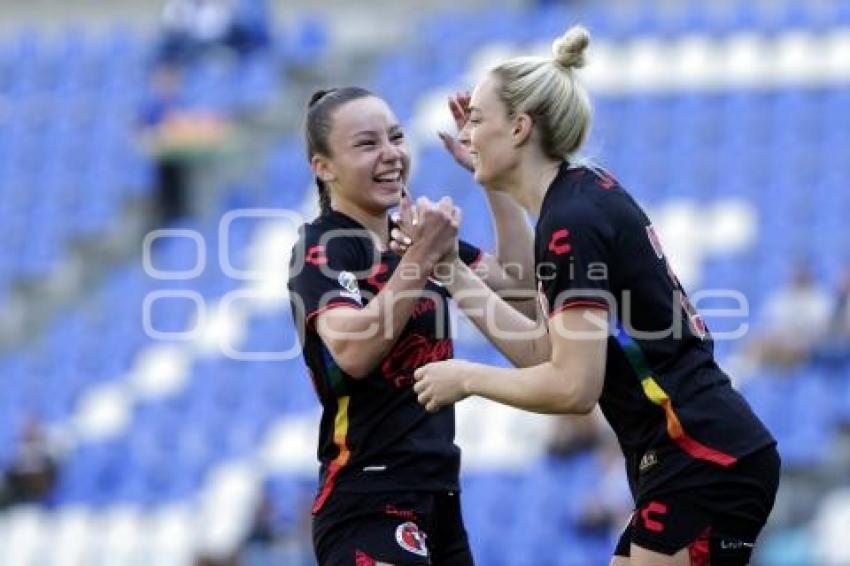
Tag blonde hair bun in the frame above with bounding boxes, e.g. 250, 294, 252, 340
552, 25, 590, 70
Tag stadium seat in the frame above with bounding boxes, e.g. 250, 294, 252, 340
2, 4, 848, 563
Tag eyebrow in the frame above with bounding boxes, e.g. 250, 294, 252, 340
351, 125, 402, 137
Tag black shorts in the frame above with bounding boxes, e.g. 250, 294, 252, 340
614, 445, 780, 564
313, 490, 474, 565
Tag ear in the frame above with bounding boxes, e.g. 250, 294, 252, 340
511, 113, 534, 147
311, 154, 337, 184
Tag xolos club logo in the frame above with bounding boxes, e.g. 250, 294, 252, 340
395, 522, 428, 557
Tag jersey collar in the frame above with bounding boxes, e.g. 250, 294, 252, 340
321, 209, 397, 255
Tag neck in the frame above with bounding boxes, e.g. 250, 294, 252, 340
501, 154, 563, 218
331, 199, 389, 250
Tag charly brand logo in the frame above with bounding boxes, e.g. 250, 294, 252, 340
547, 228, 572, 256
305, 245, 327, 266
395, 522, 428, 557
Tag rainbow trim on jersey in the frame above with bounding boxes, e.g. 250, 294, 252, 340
312, 395, 351, 513
320, 344, 350, 396
614, 323, 737, 467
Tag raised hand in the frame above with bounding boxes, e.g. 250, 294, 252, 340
390, 191, 416, 256
391, 196, 461, 265
438, 91, 474, 173
434, 196, 461, 264
413, 197, 457, 264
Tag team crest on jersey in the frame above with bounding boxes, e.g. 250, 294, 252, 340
639, 450, 659, 473
337, 271, 361, 303
395, 521, 428, 557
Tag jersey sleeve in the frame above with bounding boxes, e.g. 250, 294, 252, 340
288, 228, 365, 331
458, 239, 484, 269
539, 201, 614, 317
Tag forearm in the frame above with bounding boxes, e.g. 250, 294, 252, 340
445, 260, 550, 367
476, 191, 537, 318
462, 362, 596, 415
484, 190, 536, 290
319, 251, 435, 377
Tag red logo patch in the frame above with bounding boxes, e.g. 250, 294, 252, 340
367, 262, 390, 291
305, 245, 327, 266
395, 521, 428, 557
640, 501, 668, 533
547, 228, 572, 256
596, 170, 617, 190
355, 549, 376, 566
381, 334, 453, 388
385, 504, 418, 522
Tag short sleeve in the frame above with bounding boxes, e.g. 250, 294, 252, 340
538, 202, 613, 317
287, 228, 365, 331
458, 239, 484, 269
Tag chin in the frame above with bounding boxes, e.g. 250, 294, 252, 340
373, 191, 402, 212
473, 168, 493, 187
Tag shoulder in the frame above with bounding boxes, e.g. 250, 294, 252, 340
542, 167, 615, 232
569, 165, 647, 228
294, 217, 366, 252
290, 219, 369, 275
290, 220, 322, 260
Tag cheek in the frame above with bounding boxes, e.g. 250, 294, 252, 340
475, 123, 503, 152
400, 148, 411, 177
348, 156, 374, 179
336, 157, 372, 192
475, 128, 500, 162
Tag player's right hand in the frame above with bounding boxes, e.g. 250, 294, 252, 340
403, 197, 460, 268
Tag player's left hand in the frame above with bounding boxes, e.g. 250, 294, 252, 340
413, 359, 474, 412
438, 91, 474, 173
390, 195, 461, 263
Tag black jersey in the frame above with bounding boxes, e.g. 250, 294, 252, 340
287, 210, 482, 513
535, 163, 775, 498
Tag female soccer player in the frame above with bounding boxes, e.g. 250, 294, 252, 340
405, 27, 780, 566
288, 87, 534, 565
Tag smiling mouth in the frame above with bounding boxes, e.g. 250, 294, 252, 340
373, 172, 403, 183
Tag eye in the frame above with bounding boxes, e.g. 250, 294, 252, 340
355, 140, 376, 147
468, 117, 482, 125
391, 131, 405, 142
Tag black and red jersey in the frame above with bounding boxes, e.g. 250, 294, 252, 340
287, 209, 482, 512
535, 163, 775, 498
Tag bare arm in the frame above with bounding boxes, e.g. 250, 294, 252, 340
442, 259, 550, 368
413, 307, 608, 414
474, 190, 537, 317
316, 202, 457, 378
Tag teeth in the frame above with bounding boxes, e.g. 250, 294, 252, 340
375, 173, 401, 182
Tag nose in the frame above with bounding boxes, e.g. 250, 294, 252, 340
379, 137, 404, 163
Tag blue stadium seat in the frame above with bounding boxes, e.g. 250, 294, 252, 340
279, 16, 329, 67
264, 138, 311, 209
1, 10, 848, 563
740, 369, 837, 468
